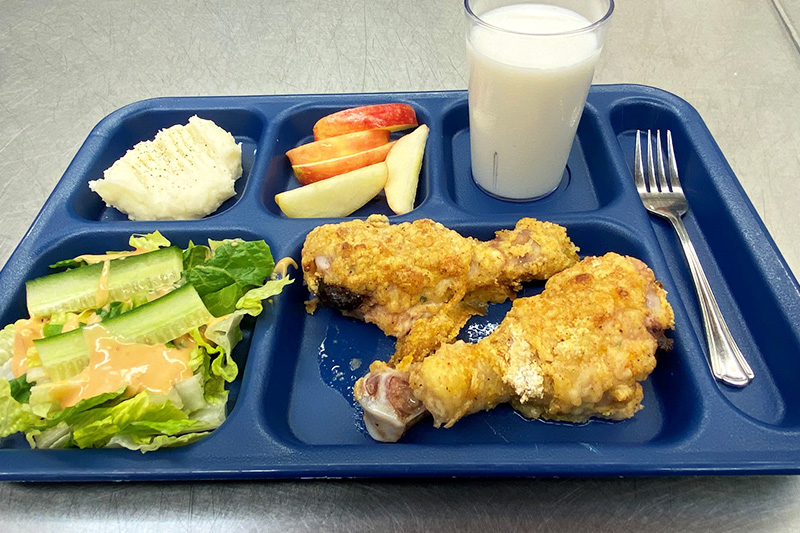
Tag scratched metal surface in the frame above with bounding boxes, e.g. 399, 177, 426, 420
1, 0, 799, 531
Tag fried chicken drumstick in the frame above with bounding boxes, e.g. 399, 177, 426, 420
355, 253, 675, 442
302, 214, 579, 363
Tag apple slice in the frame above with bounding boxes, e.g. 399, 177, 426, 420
276, 162, 389, 218
292, 141, 395, 185
313, 104, 418, 140
384, 124, 429, 215
286, 129, 390, 166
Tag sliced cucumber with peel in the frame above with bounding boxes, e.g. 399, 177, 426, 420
26, 246, 184, 318
35, 284, 213, 381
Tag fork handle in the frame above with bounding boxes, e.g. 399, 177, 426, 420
665, 214, 755, 387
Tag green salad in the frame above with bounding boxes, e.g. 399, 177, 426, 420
0, 231, 292, 452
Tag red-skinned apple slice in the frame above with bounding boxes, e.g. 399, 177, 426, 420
276, 162, 389, 218
384, 124, 429, 215
292, 141, 395, 185
286, 129, 390, 166
313, 104, 418, 140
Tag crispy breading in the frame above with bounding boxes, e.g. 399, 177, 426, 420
408, 253, 675, 428
301, 214, 579, 364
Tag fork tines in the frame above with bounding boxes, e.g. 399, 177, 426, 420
634, 129, 683, 194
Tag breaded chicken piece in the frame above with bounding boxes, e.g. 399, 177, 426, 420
302, 214, 579, 365
355, 253, 674, 441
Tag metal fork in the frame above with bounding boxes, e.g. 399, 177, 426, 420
634, 130, 754, 387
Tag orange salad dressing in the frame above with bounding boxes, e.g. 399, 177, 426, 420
96, 260, 111, 308
11, 317, 46, 378
52, 325, 195, 408
61, 314, 82, 333
73, 248, 150, 265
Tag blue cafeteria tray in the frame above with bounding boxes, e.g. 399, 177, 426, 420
2, 85, 800, 481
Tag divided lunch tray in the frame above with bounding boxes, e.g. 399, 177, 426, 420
2, 84, 800, 481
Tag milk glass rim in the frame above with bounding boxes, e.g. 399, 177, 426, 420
464, 0, 615, 37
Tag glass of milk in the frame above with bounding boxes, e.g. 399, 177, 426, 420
465, 0, 614, 200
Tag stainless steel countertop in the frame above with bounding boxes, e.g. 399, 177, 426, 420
1, 1, 799, 531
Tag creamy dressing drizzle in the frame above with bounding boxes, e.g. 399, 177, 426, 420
51, 325, 195, 409
273, 257, 298, 280
73, 248, 150, 265
11, 317, 46, 378
61, 314, 82, 333
96, 260, 111, 308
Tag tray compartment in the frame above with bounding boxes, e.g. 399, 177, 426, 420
441, 98, 624, 216
68, 107, 265, 222
263, 219, 703, 446
0, 227, 275, 450
611, 98, 800, 428
261, 101, 434, 219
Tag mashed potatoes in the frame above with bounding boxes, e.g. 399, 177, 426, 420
89, 116, 242, 220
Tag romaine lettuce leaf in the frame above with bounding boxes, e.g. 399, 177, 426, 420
107, 431, 210, 452
0, 379, 39, 438
182, 242, 210, 270
0, 323, 15, 366
128, 231, 171, 251
200, 284, 244, 317
204, 313, 244, 382
173, 373, 207, 413
183, 239, 275, 316
29, 422, 72, 449
8, 375, 33, 403
187, 335, 228, 402
195, 275, 294, 383
32, 388, 125, 430
237, 276, 294, 316
69, 391, 205, 449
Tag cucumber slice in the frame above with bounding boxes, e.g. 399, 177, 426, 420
32, 329, 89, 382
35, 284, 213, 380
26, 247, 184, 318
102, 284, 213, 345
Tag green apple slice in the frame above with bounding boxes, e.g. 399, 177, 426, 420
275, 162, 388, 218
385, 124, 429, 215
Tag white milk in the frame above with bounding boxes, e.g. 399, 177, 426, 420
467, 4, 601, 200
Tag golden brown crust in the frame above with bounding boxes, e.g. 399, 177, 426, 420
301, 215, 580, 361
409, 253, 675, 427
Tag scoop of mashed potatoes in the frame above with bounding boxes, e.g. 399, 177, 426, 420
89, 116, 243, 220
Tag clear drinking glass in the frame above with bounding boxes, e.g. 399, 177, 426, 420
465, 0, 614, 200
